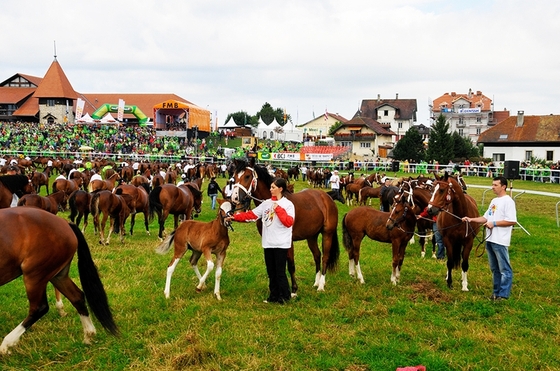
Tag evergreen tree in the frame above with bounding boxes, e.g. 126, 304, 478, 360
392, 126, 425, 162
426, 114, 453, 164
451, 131, 479, 160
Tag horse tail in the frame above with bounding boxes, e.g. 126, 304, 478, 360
358, 188, 363, 204
70, 223, 119, 335
91, 191, 101, 220
326, 229, 340, 272
68, 190, 78, 222
155, 230, 176, 254
341, 213, 353, 253
53, 181, 58, 194
87, 181, 94, 193
148, 186, 163, 222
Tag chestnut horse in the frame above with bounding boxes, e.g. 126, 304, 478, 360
114, 183, 150, 235
0, 207, 118, 355
52, 177, 83, 210
17, 191, 66, 215
0, 175, 34, 209
341, 190, 417, 285
88, 172, 121, 192
68, 190, 92, 232
91, 189, 134, 245
149, 183, 203, 240
29, 167, 51, 194
230, 158, 339, 293
156, 200, 233, 300
428, 173, 481, 291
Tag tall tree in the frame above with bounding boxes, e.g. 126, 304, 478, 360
426, 114, 453, 164
392, 126, 425, 162
257, 103, 291, 126
451, 131, 480, 160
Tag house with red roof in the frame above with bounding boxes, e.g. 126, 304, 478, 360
477, 110, 560, 163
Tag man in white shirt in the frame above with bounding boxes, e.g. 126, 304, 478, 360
329, 170, 340, 196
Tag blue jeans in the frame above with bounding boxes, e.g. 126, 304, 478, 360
486, 241, 513, 298
209, 194, 217, 210
433, 222, 445, 259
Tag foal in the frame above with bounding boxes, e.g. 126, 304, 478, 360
155, 201, 232, 300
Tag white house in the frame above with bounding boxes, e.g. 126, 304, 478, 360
297, 112, 348, 140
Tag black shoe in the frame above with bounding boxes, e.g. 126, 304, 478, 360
489, 294, 497, 301
494, 296, 508, 301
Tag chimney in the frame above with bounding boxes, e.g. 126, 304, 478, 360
516, 110, 524, 127
468, 88, 472, 98
377, 94, 380, 103
395, 93, 399, 100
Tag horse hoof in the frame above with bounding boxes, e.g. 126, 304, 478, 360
214, 293, 222, 301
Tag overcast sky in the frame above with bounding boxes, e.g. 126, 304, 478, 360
2, 0, 559, 127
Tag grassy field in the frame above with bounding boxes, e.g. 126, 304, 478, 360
1, 174, 560, 370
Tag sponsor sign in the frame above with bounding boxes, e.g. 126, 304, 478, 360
457, 108, 481, 114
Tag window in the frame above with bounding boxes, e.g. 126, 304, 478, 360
546, 151, 553, 161
47, 99, 55, 107
262, 132, 267, 139
341, 141, 352, 147
476, 127, 481, 135
398, 122, 403, 129
360, 142, 371, 148
525, 151, 532, 161
384, 110, 389, 116
458, 129, 464, 136
476, 116, 481, 122
269, 131, 274, 139
493, 153, 505, 161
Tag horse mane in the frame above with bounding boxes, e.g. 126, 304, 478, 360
234, 159, 274, 189
0, 175, 30, 193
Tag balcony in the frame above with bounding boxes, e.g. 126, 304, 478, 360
333, 133, 376, 141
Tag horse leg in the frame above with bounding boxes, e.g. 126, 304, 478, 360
129, 212, 136, 236
391, 241, 401, 285
50, 270, 96, 345
286, 244, 298, 295
213, 252, 226, 300
143, 210, 150, 235
188, 250, 206, 290
1, 281, 49, 355
195, 251, 215, 293
54, 288, 67, 317
461, 243, 472, 292
348, 235, 365, 284
307, 237, 324, 290
164, 257, 181, 299
157, 210, 168, 240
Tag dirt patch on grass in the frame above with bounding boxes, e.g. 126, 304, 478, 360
409, 281, 453, 303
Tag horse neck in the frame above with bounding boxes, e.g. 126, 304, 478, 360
450, 184, 469, 216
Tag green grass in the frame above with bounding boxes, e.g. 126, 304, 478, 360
1, 174, 560, 370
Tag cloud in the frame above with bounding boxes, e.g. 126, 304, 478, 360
2, 0, 560, 125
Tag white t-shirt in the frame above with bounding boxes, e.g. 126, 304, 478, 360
483, 195, 517, 246
251, 197, 295, 249
329, 174, 340, 190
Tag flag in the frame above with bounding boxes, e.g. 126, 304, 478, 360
75, 98, 85, 120
117, 99, 125, 122
283, 108, 287, 124
324, 109, 328, 121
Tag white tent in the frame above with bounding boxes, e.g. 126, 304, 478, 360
100, 112, 117, 123
76, 112, 94, 123
257, 118, 284, 140
218, 118, 239, 130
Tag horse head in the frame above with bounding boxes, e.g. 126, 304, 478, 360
386, 192, 412, 230
427, 173, 459, 216
230, 163, 258, 207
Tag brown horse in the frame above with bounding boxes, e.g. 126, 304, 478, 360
30, 168, 51, 194
115, 183, 150, 235
17, 191, 66, 215
155, 200, 233, 300
0, 207, 118, 355
0, 175, 34, 209
91, 189, 133, 245
88, 172, 121, 192
358, 186, 381, 206
428, 173, 481, 290
341, 191, 417, 285
149, 183, 203, 240
120, 166, 134, 184
68, 190, 92, 232
53, 177, 83, 209
230, 158, 339, 293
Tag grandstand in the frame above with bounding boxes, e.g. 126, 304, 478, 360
298, 145, 351, 158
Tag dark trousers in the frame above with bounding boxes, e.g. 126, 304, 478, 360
263, 248, 291, 303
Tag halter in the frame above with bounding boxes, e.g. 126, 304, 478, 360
231, 167, 265, 204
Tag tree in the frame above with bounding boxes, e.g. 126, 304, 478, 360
451, 131, 480, 160
225, 111, 256, 127
257, 102, 291, 126
426, 114, 453, 164
328, 121, 343, 135
392, 126, 426, 162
